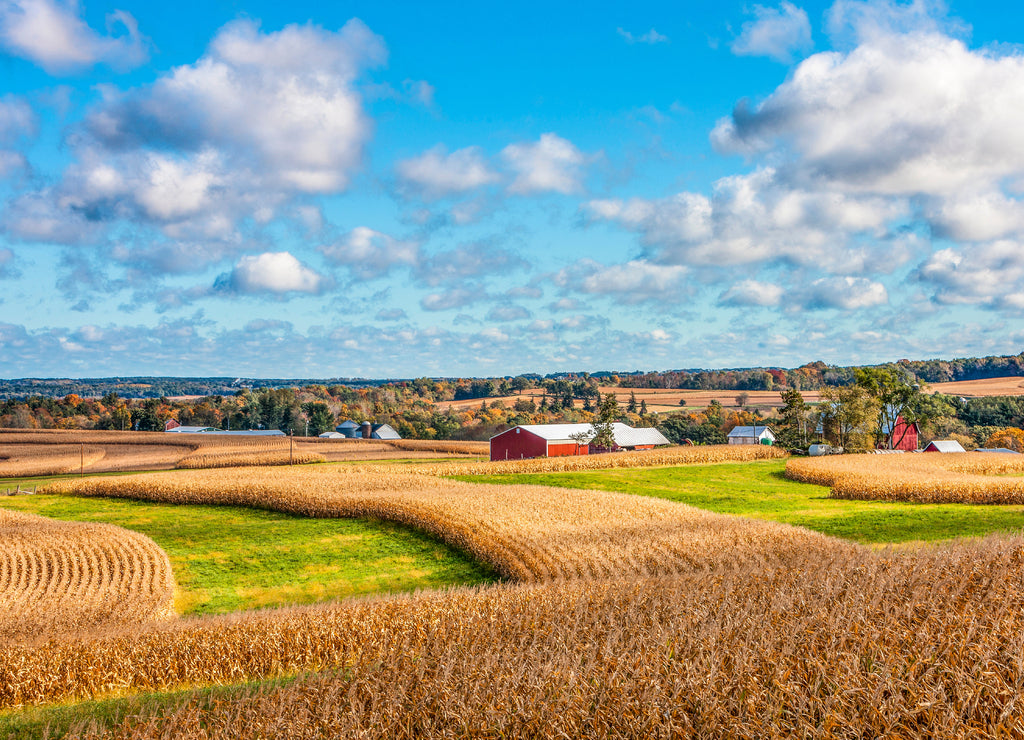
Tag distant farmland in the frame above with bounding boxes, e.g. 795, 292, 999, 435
437, 376, 1024, 415
436, 387, 827, 414
927, 376, 1024, 397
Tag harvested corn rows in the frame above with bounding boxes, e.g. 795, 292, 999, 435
786, 452, 1024, 503
173, 448, 325, 469
418, 442, 786, 476
0, 509, 175, 645
0, 430, 485, 476
43, 466, 848, 584
384, 439, 490, 455
5, 535, 1024, 738
0, 444, 107, 477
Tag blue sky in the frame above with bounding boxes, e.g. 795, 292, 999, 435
1, 0, 1023, 378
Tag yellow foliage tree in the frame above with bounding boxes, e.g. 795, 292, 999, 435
984, 427, 1024, 452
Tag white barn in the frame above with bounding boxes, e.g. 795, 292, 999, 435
727, 425, 777, 445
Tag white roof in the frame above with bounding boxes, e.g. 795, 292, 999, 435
319, 432, 345, 438
611, 423, 671, 447
727, 426, 776, 439
501, 423, 669, 447
371, 424, 402, 440
927, 440, 966, 453
976, 448, 1021, 454
165, 426, 217, 433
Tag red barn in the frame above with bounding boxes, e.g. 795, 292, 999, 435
879, 415, 920, 451
489, 423, 670, 461
489, 424, 589, 461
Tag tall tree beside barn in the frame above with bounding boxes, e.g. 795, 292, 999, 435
590, 393, 621, 449
855, 367, 926, 450
817, 385, 877, 451
776, 389, 809, 448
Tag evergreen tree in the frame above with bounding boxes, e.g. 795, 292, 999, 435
590, 393, 620, 449
776, 389, 808, 448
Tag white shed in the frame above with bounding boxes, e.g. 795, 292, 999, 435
727, 425, 777, 445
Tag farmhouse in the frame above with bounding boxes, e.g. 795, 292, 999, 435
924, 440, 967, 453
489, 422, 669, 462
727, 425, 776, 445
334, 420, 402, 440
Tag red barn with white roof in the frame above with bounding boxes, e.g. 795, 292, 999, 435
489, 423, 669, 461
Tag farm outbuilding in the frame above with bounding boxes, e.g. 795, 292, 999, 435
879, 415, 920, 451
163, 419, 285, 436
334, 420, 402, 440
164, 424, 218, 433
924, 440, 967, 453
489, 423, 669, 462
727, 426, 776, 445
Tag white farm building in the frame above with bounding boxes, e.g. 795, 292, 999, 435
727, 425, 776, 445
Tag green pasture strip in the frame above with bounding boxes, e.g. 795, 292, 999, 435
0, 495, 498, 615
463, 459, 1024, 545
0, 673, 315, 740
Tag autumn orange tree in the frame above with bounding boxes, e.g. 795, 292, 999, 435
984, 427, 1024, 451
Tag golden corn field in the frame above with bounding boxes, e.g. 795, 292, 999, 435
43, 465, 845, 583
0, 509, 175, 645
4, 536, 1024, 738
421, 441, 786, 476
383, 439, 490, 455
173, 448, 326, 469
0, 444, 107, 477
0, 429, 479, 477
787, 452, 1024, 504
4, 442, 1024, 737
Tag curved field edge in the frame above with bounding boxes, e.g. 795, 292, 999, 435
786, 452, 1024, 504
1, 536, 1023, 737
470, 459, 1024, 545
0, 494, 499, 617
41, 465, 855, 584
0, 675, 306, 740
0, 509, 175, 645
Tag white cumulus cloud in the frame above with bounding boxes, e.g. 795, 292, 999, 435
712, 31, 1024, 198
731, 2, 813, 63
319, 226, 419, 279
798, 276, 888, 310
396, 144, 500, 199
219, 251, 330, 295
502, 133, 587, 195
719, 279, 785, 307
0, 0, 149, 73
554, 259, 689, 304
916, 241, 1024, 307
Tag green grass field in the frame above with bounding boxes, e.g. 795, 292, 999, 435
0, 493, 498, 615
466, 458, 1024, 545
